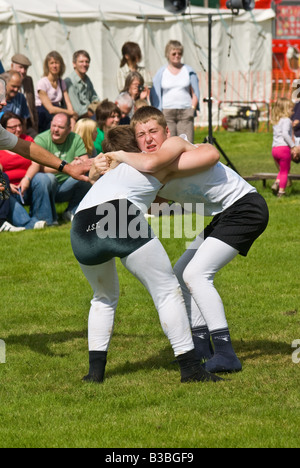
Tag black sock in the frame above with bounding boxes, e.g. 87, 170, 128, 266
211, 329, 234, 354
192, 326, 213, 360
83, 351, 107, 383
176, 349, 222, 382
0, 219, 5, 228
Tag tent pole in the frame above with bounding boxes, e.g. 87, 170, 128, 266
203, 13, 239, 174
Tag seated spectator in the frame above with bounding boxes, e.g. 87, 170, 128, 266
0, 169, 25, 232
74, 118, 98, 158
35, 51, 78, 133
117, 42, 152, 92
121, 71, 149, 119
10, 53, 39, 136
87, 100, 100, 120
0, 71, 30, 127
34, 113, 92, 221
94, 100, 121, 154
0, 112, 53, 229
65, 50, 99, 119
115, 92, 134, 125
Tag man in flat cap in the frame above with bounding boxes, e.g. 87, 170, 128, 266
10, 53, 38, 136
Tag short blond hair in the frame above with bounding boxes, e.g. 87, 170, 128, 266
165, 40, 184, 60
130, 106, 167, 132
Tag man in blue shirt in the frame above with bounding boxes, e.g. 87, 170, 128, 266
0, 70, 30, 123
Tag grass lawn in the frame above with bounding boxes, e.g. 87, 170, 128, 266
0, 128, 299, 448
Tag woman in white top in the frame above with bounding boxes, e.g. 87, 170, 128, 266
150, 40, 200, 143
70, 125, 221, 384
35, 51, 77, 133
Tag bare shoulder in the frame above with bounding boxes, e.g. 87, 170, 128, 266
160, 136, 194, 152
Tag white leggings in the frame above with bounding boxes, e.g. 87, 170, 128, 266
174, 236, 239, 332
79, 238, 194, 357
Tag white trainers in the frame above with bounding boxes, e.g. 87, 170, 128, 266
34, 221, 47, 230
0, 221, 26, 233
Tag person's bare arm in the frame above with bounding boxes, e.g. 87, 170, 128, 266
19, 162, 40, 195
105, 138, 219, 183
38, 90, 77, 120
160, 143, 220, 182
12, 138, 90, 182
106, 137, 192, 173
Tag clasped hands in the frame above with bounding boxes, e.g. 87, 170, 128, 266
89, 151, 123, 183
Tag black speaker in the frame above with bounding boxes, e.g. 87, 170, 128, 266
164, 0, 188, 14
226, 0, 255, 11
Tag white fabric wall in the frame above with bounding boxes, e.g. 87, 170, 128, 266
0, 1, 275, 125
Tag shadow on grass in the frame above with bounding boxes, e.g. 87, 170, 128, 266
233, 339, 292, 361
4, 331, 293, 374
5, 330, 87, 358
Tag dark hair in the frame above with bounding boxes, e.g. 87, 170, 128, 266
73, 50, 91, 63
0, 111, 24, 129
120, 42, 142, 68
95, 99, 121, 130
102, 125, 140, 153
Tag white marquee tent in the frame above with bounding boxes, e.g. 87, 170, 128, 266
0, 0, 275, 125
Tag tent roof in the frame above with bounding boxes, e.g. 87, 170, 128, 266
0, 0, 275, 23
0, 0, 206, 21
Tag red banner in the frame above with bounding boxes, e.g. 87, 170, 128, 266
219, 0, 272, 8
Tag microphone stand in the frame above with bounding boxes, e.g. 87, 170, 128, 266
203, 13, 240, 174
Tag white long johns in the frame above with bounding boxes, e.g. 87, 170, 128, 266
174, 236, 239, 332
80, 238, 194, 357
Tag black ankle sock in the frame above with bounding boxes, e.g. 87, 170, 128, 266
83, 351, 107, 383
192, 326, 213, 360
177, 350, 222, 382
211, 329, 234, 354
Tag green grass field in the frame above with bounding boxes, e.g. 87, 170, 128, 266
0, 129, 299, 448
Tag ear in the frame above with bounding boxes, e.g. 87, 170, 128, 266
166, 126, 171, 139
